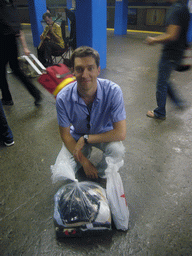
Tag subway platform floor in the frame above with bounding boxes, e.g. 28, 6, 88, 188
1, 28, 192, 256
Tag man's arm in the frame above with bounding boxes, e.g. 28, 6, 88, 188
146, 25, 181, 45
19, 30, 30, 56
59, 126, 77, 154
59, 119, 126, 179
74, 119, 126, 162
59, 126, 99, 179
40, 26, 50, 40
49, 25, 62, 42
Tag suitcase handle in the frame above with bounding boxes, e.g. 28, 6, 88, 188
56, 71, 72, 79
21, 54, 46, 75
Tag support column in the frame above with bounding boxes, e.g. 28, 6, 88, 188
187, 0, 192, 43
76, 0, 107, 69
27, 0, 47, 47
66, 0, 76, 32
114, 0, 128, 35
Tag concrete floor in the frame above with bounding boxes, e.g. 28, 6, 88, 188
1, 28, 192, 256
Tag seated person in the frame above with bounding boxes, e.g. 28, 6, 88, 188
37, 12, 65, 67
54, 46, 126, 180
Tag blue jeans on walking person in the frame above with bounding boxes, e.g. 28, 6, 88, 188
154, 52, 184, 118
0, 100, 13, 144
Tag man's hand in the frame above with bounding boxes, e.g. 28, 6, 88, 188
49, 25, 53, 34
73, 136, 85, 162
73, 136, 98, 179
146, 36, 156, 45
82, 158, 98, 180
23, 47, 30, 56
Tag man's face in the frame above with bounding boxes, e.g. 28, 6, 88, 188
73, 56, 100, 92
44, 16, 53, 25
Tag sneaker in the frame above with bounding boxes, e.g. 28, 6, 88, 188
4, 141, 15, 147
175, 65, 191, 72
1, 99, 14, 106
7, 70, 14, 74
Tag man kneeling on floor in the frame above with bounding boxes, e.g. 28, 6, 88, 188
55, 46, 126, 180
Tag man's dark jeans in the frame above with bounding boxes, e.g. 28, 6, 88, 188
0, 100, 13, 143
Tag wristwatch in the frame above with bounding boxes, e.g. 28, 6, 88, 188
83, 134, 89, 144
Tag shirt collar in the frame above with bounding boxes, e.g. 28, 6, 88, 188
72, 78, 102, 103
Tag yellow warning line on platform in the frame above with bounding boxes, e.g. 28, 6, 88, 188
21, 23, 163, 35
107, 28, 163, 34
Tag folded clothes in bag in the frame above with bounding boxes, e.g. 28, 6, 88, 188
54, 181, 111, 237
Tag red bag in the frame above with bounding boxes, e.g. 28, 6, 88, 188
38, 64, 76, 96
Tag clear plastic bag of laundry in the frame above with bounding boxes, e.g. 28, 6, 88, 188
53, 180, 112, 233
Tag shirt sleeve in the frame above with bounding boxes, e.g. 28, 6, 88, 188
56, 94, 71, 127
54, 24, 62, 38
169, 6, 182, 26
53, 24, 65, 48
110, 84, 126, 123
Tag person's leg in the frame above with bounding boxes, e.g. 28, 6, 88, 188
0, 100, 14, 146
167, 61, 186, 108
51, 143, 92, 182
167, 81, 184, 107
37, 46, 47, 66
9, 35, 42, 105
44, 41, 64, 64
94, 141, 125, 177
0, 35, 13, 103
43, 41, 53, 64
154, 56, 173, 118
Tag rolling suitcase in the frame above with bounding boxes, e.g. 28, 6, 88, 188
18, 54, 46, 78
38, 63, 76, 96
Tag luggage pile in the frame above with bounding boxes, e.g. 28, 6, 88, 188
51, 144, 129, 238
38, 63, 76, 97
54, 181, 111, 238
18, 54, 75, 97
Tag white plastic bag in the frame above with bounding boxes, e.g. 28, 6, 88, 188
104, 157, 129, 231
51, 144, 76, 183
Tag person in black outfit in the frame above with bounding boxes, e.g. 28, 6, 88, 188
65, 8, 77, 50
0, 0, 42, 106
0, 99, 14, 146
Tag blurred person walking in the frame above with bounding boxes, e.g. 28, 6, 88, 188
146, 0, 190, 120
0, 99, 14, 146
0, 0, 42, 106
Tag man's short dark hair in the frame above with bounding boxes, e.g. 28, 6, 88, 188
70, 46, 100, 68
42, 12, 52, 20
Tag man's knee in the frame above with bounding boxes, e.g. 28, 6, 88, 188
105, 141, 125, 159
